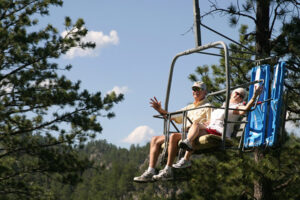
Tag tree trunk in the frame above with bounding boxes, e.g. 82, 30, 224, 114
253, 149, 264, 200
256, 0, 271, 57
253, 148, 274, 200
254, 1, 272, 198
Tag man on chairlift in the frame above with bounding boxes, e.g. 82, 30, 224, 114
133, 81, 212, 182
172, 85, 263, 171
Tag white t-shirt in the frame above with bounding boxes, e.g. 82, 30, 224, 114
207, 102, 241, 138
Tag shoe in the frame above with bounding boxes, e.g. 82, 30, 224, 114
133, 170, 156, 183
179, 139, 193, 151
153, 168, 173, 181
172, 158, 191, 169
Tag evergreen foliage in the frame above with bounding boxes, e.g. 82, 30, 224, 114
50, 140, 152, 200
44, 137, 300, 200
178, 134, 300, 200
187, 1, 300, 198
0, 1, 123, 199
273, 17, 300, 126
0, 1, 299, 199
200, 0, 300, 134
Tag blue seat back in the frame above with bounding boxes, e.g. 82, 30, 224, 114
265, 62, 286, 147
244, 65, 270, 148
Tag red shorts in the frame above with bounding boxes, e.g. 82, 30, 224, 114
205, 128, 222, 136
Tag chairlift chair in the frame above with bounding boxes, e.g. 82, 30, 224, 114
153, 41, 286, 166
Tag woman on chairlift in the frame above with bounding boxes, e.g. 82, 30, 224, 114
172, 85, 263, 169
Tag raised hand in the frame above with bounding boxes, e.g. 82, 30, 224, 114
150, 97, 162, 112
254, 85, 264, 97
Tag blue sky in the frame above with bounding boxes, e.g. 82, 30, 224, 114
42, 0, 297, 148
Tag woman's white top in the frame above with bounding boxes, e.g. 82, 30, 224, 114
206, 102, 242, 138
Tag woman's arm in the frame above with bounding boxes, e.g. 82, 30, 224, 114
233, 85, 264, 115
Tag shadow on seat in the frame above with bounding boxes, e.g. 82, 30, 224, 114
193, 134, 233, 150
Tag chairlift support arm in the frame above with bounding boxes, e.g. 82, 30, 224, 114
199, 22, 256, 54
193, 0, 201, 47
164, 41, 230, 149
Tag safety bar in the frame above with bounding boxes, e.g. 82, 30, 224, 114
207, 79, 264, 98
157, 79, 265, 119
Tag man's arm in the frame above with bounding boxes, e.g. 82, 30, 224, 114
150, 97, 167, 115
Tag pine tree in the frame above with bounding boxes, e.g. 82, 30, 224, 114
199, 0, 300, 122
177, 134, 300, 200
0, 1, 123, 199
187, 1, 300, 199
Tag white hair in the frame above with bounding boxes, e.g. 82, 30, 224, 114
232, 87, 247, 100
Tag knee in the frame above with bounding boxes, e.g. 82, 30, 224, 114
151, 136, 163, 146
169, 134, 181, 143
192, 122, 200, 128
151, 136, 158, 145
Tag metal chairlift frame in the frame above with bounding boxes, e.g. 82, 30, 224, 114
164, 41, 231, 149
156, 1, 282, 162
163, 41, 242, 151
154, 40, 278, 164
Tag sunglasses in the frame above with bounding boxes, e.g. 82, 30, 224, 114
192, 87, 204, 92
235, 92, 244, 99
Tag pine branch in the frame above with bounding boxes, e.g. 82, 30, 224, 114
0, 141, 65, 159
0, 0, 38, 21
273, 177, 294, 191
0, 167, 49, 181
0, 58, 44, 82
2, 107, 90, 137
269, 3, 281, 39
202, 2, 256, 22
286, 117, 300, 121
0, 189, 31, 196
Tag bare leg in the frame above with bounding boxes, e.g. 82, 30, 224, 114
183, 124, 208, 161
149, 135, 165, 168
166, 133, 182, 166
184, 150, 193, 161
187, 122, 206, 142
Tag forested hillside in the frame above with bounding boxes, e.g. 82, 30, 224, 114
47, 135, 300, 200
49, 140, 187, 200
1, 135, 299, 200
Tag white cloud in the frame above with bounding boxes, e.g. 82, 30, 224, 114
62, 29, 119, 59
285, 112, 300, 137
123, 126, 156, 144
0, 79, 13, 93
107, 86, 129, 95
285, 121, 300, 137
36, 79, 57, 88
